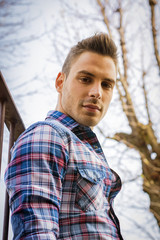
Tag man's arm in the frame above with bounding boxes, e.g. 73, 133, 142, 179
4, 124, 69, 240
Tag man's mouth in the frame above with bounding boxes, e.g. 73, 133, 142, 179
82, 104, 101, 112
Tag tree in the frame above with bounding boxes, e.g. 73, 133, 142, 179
0, 0, 31, 69
96, 0, 160, 226
0, 0, 50, 124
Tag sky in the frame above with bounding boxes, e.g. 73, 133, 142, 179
0, 0, 160, 239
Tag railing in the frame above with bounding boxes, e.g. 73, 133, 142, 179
0, 71, 25, 240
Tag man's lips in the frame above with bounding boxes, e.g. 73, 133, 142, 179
82, 104, 101, 111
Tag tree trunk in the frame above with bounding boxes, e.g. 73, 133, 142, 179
97, 0, 160, 226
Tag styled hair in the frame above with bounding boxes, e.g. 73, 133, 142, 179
62, 33, 118, 77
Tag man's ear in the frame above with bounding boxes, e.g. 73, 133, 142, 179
55, 72, 65, 93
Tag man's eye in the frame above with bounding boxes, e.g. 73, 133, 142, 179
80, 77, 91, 83
102, 82, 112, 88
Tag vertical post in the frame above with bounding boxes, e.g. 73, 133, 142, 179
0, 101, 6, 175
2, 121, 15, 240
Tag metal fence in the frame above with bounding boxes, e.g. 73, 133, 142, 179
0, 71, 25, 240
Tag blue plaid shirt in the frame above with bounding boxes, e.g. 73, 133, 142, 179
5, 110, 123, 240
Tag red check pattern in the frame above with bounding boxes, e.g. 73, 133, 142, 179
5, 111, 123, 239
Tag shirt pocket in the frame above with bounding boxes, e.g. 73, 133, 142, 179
75, 168, 105, 212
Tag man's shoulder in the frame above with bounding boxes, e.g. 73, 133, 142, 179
28, 119, 70, 134
15, 119, 72, 145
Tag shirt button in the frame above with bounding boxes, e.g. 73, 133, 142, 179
94, 145, 98, 149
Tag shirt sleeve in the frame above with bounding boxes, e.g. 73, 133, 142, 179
4, 123, 69, 240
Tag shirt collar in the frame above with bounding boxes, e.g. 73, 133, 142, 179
45, 110, 91, 132
46, 110, 106, 160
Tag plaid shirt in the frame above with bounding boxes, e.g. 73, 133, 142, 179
5, 110, 123, 240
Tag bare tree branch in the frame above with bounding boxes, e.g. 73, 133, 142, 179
149, 0, 160, 70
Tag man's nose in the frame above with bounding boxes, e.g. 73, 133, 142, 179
88, 83, 102, 99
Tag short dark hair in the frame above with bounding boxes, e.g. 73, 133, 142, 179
62, 33, 118, 77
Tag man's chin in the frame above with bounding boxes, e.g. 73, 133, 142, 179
77, 116, 100, 128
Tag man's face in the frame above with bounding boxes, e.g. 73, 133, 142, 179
55, 51, 116, 127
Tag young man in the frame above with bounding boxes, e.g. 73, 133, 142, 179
5, 33, 123, 239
